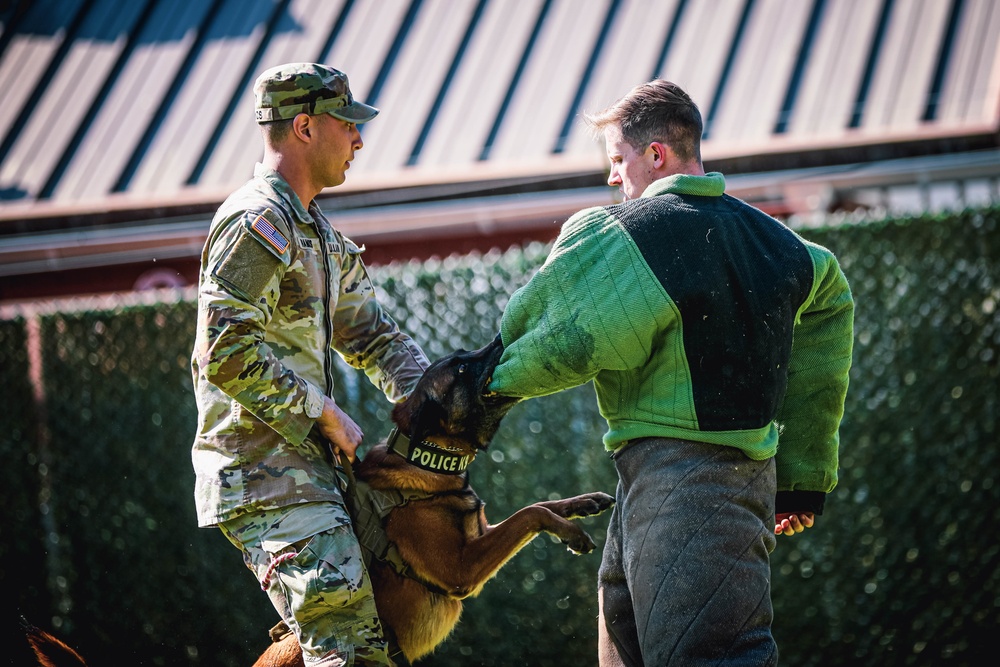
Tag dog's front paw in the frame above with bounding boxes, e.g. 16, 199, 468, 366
563, 530, 597, 555
563, 492, 615, 519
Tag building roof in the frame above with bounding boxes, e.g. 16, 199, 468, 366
1, 0, 999, 300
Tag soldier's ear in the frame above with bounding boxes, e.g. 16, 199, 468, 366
292, 113, 312, 142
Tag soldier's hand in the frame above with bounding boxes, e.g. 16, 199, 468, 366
316, 396, 363, 462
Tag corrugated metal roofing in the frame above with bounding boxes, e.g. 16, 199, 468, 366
0, 0, 997, 212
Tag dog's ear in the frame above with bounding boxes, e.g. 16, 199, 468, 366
406, 392, 449, 445
22, 616, 88, 666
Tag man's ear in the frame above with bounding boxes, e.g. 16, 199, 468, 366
292, 113, 312, 142
649, 141, 666, 168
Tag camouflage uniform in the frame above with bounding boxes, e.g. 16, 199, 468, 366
220, 504, 390, 667
191, 63, 427, 666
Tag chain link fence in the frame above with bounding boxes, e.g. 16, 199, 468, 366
2, 206, 997, 666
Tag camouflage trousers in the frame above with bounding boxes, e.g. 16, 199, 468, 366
219, 502, 394, 667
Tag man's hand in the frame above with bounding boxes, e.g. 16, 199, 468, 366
315, 396, 363, 462
774, 512, 815, 536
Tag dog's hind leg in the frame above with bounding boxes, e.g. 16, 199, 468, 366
252, 632, 304, 667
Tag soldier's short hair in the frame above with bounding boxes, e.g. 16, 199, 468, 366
259, 118, 294, 146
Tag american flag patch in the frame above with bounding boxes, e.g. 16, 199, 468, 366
251, 211, 289, 254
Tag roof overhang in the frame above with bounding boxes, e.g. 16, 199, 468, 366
1, 127, 998, 283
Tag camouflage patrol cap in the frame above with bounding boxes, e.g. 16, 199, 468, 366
253, 63, 378, 124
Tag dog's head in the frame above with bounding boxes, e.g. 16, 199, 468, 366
392, 336, 519, 456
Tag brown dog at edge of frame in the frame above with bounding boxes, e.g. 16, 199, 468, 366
256, 336, 614, 666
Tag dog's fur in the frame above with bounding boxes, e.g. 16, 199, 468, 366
254, 338, 614, 665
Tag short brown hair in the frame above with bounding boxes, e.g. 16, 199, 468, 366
259, 118, 294, 146
584, 80, 703, 163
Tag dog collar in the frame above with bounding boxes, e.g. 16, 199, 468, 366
386, 428, 474, 475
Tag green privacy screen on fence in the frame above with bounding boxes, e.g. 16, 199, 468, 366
1, 206, 997, 666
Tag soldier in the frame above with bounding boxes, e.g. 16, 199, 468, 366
191, 63, 428, 667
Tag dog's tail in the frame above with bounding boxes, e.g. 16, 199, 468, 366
21, 617, 89, 667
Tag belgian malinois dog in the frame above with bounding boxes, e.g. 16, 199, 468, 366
254, 337, 615, 666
